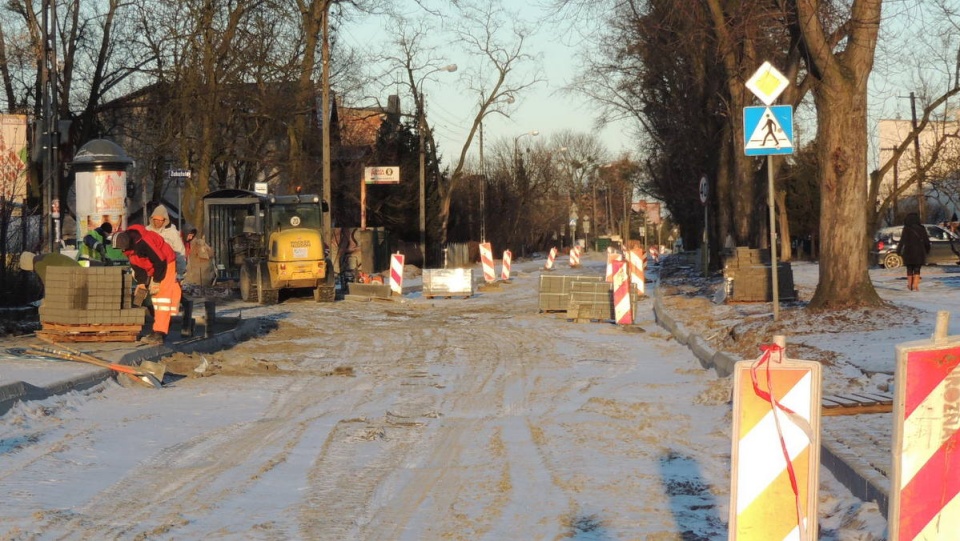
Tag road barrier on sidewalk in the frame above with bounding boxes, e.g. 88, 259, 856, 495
627, 247, 646, 295
390, 252, 404, 296
889, 311, 960, 540
612, 261, 632, 325
729, 337, 821, 541
544, 247, 558, 270
480, 242, 496, 283
501, 250, 512, 282
569, 245, 581, 268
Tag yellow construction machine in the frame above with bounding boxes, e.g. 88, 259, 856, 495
203, 189, 335, 304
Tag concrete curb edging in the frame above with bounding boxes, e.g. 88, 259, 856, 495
821, 439, 890, 517
652, 270, 890, 512
0, 316, 267, 416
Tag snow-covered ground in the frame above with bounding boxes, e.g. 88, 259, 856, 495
0, 254, 903, 540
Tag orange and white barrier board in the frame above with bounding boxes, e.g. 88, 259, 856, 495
569, 245, 581, 268
730, 339, 821, 541
627, 247, 646, 295
389, 252, 404, 296
890, 311, 960, 540
544, 247, 558, 270
612, 260, 632, 325
501, 250, 512, 282
480, 242, 496, 283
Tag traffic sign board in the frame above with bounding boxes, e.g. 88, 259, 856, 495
744, 106, 794, 156
699, 175, 709, 204
169, 169, 191, 178
746, 61, 789, 106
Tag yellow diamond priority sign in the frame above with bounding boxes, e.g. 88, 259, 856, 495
746, 61, 789, 106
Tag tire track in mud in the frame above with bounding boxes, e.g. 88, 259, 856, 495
31, 370, 377, 539
297, 296, 593, 540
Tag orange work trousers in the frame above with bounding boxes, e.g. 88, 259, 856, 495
151, 261, 182, 335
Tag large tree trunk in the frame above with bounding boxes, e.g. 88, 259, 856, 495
809, 86, 881, 308
792, 0, 882, 309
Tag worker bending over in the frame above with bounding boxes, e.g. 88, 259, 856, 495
114, 224, 181, 345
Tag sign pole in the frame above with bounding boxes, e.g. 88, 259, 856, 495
744, 61, 792, 321
360, 173, 367, 230
767, 156, 779, 321
699, 175, 709, 277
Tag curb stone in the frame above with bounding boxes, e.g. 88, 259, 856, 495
0, 316, 267, 416
652, 270, 890, 514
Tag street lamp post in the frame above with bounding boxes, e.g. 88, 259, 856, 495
479, 95, 515, 243
417, 64, 457, 267
513, 129, 540, 182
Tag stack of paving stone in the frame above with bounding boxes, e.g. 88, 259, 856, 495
722, 247, 797, 302
537, 274, 604, 312
38, 266, 144, 341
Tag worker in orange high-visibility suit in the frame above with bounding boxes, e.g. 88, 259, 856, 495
114, 224, 181, 345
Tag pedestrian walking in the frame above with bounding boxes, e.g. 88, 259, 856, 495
897, 212, 930, 291
114, 224, 182, 344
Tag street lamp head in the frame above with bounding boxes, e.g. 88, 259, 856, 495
505, 95, 516, 104
531, 130, 540, 136
442, 64, 458, 73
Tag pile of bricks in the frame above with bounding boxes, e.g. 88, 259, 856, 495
38, 266, 144, 341
723, 247, 797, 302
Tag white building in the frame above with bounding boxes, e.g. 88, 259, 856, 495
877, 116, 960, 225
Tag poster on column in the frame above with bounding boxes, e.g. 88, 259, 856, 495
75, 170, 127, 240
0, 114, 28, 203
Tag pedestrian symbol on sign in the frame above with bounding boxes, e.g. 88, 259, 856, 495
744, 105, 794, 156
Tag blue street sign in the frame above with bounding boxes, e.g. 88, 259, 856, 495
744, 105, 794, 156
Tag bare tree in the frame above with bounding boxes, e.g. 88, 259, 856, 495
382, 1, 540, 260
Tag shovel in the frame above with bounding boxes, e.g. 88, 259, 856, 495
32, 337, 163, 389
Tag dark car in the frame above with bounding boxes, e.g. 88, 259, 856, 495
872, 224, 960, 269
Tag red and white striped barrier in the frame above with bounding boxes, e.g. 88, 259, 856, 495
612, 260, 632, 325
390, 252, 404, 296
627, 247, 646, 295
501, 250, 512, 282
730, 340, 822, 541
569, 245, 581, 268
605, 248, 622, 282
544, 247, 558, 270
649, 245, 660, 263
890, 312, 960, 540
480, 242, 496, 283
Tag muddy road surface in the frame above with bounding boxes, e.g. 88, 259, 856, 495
0, 261, 883, 540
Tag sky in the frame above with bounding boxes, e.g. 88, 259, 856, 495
337, 1, 635, 163
333, 0, 960, 188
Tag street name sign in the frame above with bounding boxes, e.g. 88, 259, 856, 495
364, 166, 400, 184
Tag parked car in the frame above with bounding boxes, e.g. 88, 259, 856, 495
872, 223, 960, 269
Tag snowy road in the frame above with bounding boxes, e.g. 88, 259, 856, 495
0, 259, 883, 540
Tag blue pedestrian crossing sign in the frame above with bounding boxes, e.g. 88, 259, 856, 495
743, 105, 793, 156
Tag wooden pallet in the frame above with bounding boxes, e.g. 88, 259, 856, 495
821, 391, 894, 416
38, 322, 141, 343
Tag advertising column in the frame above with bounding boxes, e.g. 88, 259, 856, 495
70, 139, 134, 260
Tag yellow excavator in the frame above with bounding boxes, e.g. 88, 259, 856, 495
203, 189, 335, 304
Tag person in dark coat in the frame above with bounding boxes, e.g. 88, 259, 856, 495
896, 212, 931, 291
